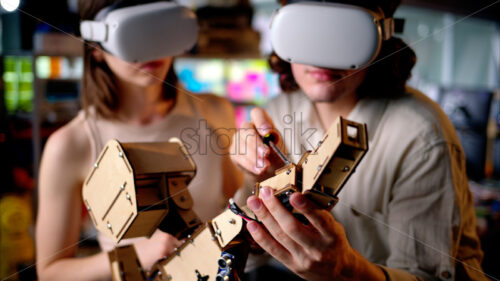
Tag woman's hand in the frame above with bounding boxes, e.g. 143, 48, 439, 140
230, 107, 286, 179
135, 230, 183, 270
246, 186, 386, 281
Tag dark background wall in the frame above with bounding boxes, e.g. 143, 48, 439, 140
1, 0, 79, 53
1, 0, 499, 53
404, 0, 500, 22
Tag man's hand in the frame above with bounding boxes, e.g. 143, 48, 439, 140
230, 107, 286, 178
246, 186, 386, 281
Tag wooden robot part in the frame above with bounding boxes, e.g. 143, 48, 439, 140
256, 117, 368, 209
103, 117, 368, 281
108, 245, 147, 281
154, 209, 248, 281
109, 209, 248, 281
82, 138, 198, 243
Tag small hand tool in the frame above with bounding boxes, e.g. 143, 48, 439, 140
262, 132, 290, 165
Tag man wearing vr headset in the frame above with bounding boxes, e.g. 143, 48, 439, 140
232, 0, 487, 280
35, 0, 243, 280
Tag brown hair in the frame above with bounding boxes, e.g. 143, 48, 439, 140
269, 0, 416, 98
78, 0, 177, 119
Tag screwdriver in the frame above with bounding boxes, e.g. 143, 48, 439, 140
262, 132, 291, 165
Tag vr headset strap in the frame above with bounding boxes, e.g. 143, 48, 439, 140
80, 0, 165, 43
80, 21, 108, 42
381, 17, 406, 39
381, 17, 394, 40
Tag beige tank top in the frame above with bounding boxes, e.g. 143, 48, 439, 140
79, 92, 234, 251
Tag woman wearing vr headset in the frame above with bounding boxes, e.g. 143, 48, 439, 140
232, 0, 486, 280
35, 0, 242, 280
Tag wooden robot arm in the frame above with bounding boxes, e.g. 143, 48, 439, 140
84, 117, 368, 281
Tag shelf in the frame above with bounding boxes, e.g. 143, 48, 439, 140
7, 112, 33, 120
35, 77, 81, 82
11, 127, 58, 140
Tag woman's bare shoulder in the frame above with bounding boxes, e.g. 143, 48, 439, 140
40, 114, 93, 181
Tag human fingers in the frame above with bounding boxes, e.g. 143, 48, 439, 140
230, 121, 270, 174
250, 107, 278, 137
247, 189, 304, 255
152, 230, 183, 254
250, 107, 286, 159
246, 220, 294, 266
135, 231, 179, 269
166, 234, 183, 250
289, 192, 341, 241
258, 187, 322, 249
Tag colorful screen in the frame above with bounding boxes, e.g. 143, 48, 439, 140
225, 59, 280, 104
35, 56, 83, 80
174, 58, 226, 96
174, 58, 281, 127
3, 56, 34, 113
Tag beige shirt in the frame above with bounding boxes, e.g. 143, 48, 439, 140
78, 92, 235, 251
265, 88, 487, 280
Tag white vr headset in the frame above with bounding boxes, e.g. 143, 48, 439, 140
270, 1, 395, 70
80, 1, 198, 63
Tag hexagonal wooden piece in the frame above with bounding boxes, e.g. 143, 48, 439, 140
82, 138, 196, 243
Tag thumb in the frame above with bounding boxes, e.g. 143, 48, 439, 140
250, 107, 278, 138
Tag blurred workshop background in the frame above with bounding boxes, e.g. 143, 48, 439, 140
0, 0, 499, 279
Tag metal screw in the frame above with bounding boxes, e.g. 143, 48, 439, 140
317, 165, 323, 171
342, 166, 350, 172
211, 236, 216, 241
126, 193, 131, 200
286, 169, 291, 175
120, 184, 125, 190
228, 218, 236, 224
86, 205, 91, 211
94, 163, 98, 168
167, 274, 172, 280
107, 223, 112, 229
119, 152, 123, 158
